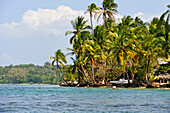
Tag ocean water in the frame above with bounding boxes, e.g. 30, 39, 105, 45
0, 85, 169, 113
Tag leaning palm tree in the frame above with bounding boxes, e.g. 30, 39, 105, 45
95, 0, 118, 25
85, 3, 100, 33
50, 49, 67, 81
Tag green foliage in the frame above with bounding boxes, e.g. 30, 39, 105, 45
65, 73, 78, 81
64, 1, 170, 85
149, 75, 159, 83
0, 63, 61, 84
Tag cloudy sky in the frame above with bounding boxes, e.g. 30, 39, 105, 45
0, 0, 169, 66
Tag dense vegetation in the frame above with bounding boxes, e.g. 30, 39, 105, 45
64, 0, 170, 86
0, 62, 77, 84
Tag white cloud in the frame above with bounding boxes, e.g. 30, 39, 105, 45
0, 5, 87, 66
134, 12, 144, 16
0, 7, 161, 40
22, 6, 84, 27
0, 5, 84, 39
0, 6, 125, 40
2, 53, 20, 64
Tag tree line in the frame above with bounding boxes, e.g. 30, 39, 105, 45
0, 63, 77, 84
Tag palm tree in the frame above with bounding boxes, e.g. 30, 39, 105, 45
95, 0, 118, 25
159, 5, 169, 42
127, 18, 145, 84
65, 16, 92, 83
109, 16, 135, 83
65, 16, 91, 45
50, 49, 67, 81
83, 40, 103, 83
135, 22, 165, 85
85, 3, 100, 33
159, 6, 170, 58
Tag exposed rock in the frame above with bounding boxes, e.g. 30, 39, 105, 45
161, 84, 170, 88
146, 84, 154, 88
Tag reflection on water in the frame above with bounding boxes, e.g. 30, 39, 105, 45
0, 84, 170, 113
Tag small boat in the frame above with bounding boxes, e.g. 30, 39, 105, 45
109, 78, 132, 84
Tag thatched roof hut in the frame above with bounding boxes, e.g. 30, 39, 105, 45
157, 73, 170, 79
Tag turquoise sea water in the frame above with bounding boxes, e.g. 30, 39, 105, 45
0, 85, 170, 113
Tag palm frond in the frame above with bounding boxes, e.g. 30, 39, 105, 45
52, 60, 55, 66
97, 13, 102, 23
65, 31, 74, 36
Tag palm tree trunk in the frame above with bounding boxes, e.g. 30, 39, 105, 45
84, 64, 94, 83
111, 65, 115, 81
145, 59, 150, 85
92, 64, 95, 83
80, 64, 85, 82
103, 62, 106, 84
90, 13, 94, 34
91, 58, 95, 83
145, 68, 149, 84
123, 72, 126, 79
56, 60, 61, 83
103, 13, 106, 27
132, 63, 135, 84
125, 65, 130, 85
78, 65, 88, 82
78, 65, 81, 84
62, 67, 67, 83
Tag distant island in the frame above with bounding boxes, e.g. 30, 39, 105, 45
0, 62, 77, 85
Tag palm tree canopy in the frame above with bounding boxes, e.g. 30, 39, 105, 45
95, 0, 118, 24
50, 49, 67, 66
85, 3, 100, 34
65, 16, 91, 44
167, 5, 170, 8
85, 3, 100, 15
102, 0, 118, 11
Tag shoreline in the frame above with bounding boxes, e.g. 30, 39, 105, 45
83, 85, 170, 89
0, 83, 170, 89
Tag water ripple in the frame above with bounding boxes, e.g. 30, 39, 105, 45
0, 85, 169, 113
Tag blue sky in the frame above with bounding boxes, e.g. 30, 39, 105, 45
0, 0, 169, 66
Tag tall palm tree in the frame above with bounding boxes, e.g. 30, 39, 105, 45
85, 3, 100, 33
95, 0, 118, 25
136, 23, 164, 85
50, 49, 67, 81
65, 16, 91, 83
127, 18, 145, 84
83, 40, 103, 83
